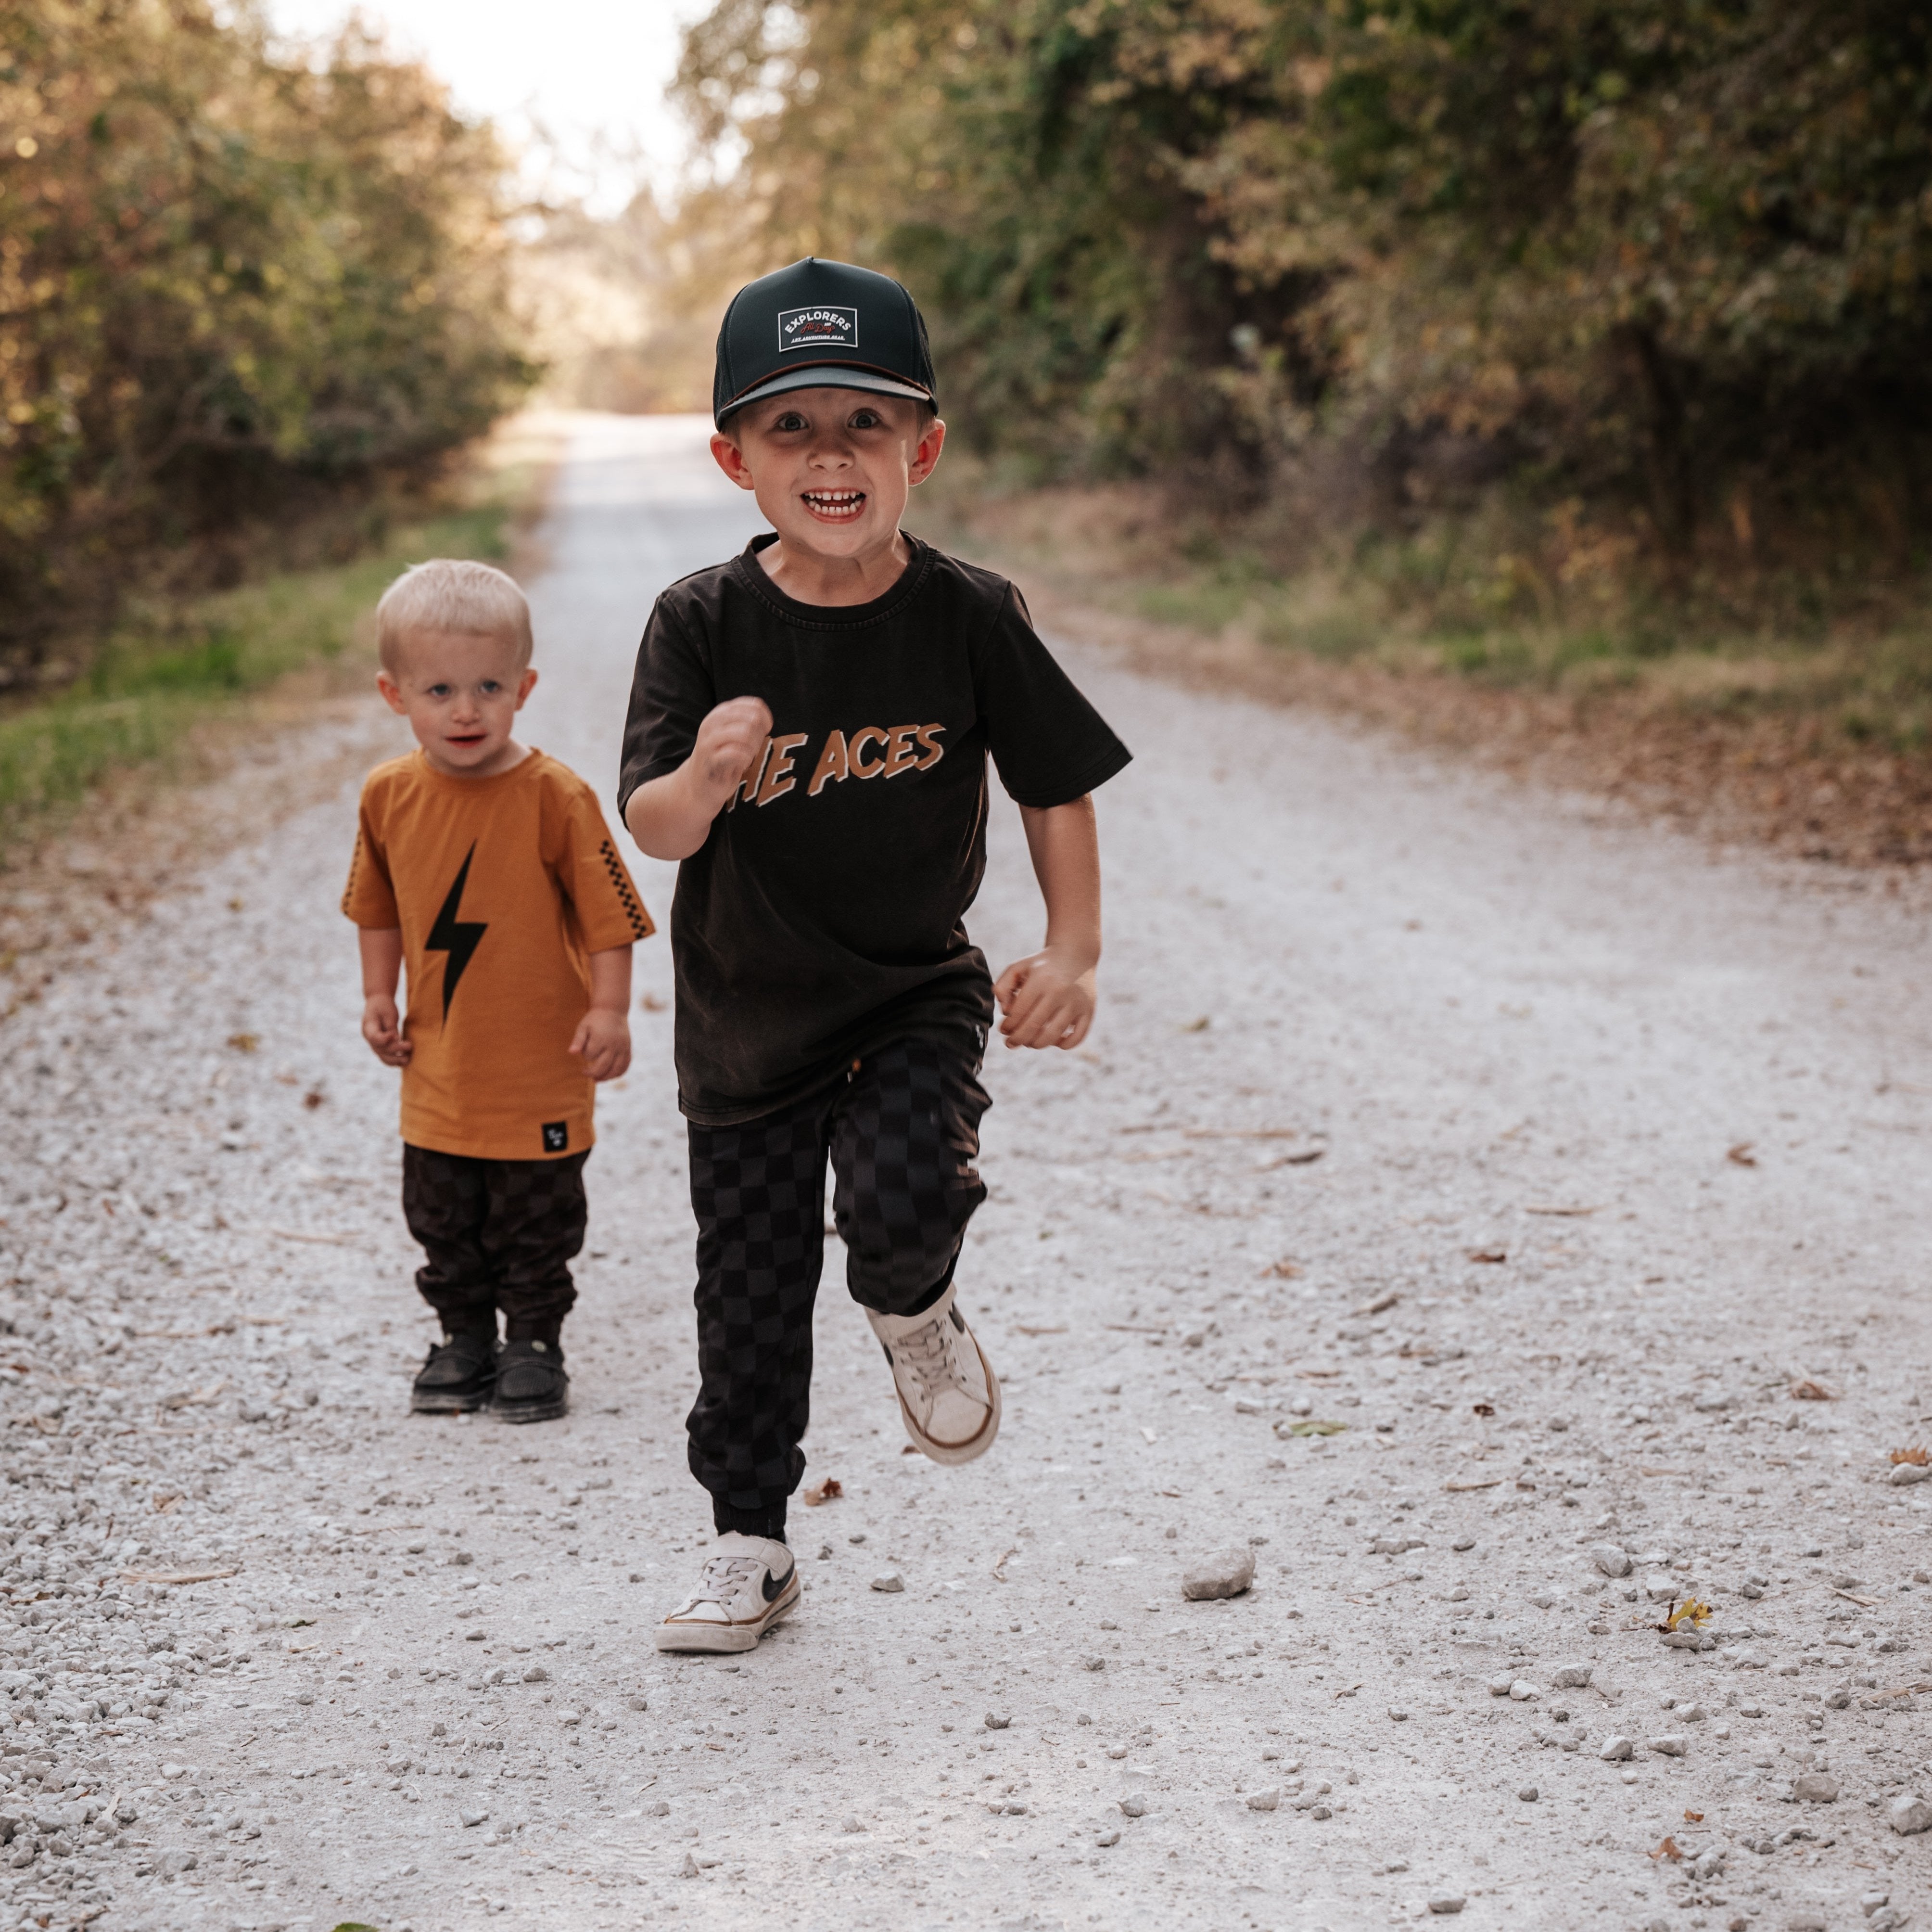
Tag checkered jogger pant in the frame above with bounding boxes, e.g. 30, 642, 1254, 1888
401, 1145, 589, 1345
685, 1034, 990, 1530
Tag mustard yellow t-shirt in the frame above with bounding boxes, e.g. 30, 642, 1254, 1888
342, 749, 653, 1160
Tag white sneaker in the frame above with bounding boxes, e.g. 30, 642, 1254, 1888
866, 1283, 1002, 1466
653, 1534, 800, 1654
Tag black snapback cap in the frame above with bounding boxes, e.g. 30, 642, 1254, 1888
713, 257, 936, 429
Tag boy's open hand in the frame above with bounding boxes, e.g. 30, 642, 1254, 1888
993, 945, 1097, 1050
570, 1007, 632, 1082
692, 696, 774, 808
361, 995, 411, 1067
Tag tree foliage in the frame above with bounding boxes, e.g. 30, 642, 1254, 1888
677, 0, 1932, 563
0, 0, 534, 674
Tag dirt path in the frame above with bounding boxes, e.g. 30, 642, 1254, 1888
3, 413, 1932, 1932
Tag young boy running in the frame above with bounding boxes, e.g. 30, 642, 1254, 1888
619, 258, 1131, 1651
345, 559, 654, 1423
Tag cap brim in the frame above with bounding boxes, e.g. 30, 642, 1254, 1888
716, 363, 933, 426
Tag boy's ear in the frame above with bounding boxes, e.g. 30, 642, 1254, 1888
375, 668, 407, 716
710, 431, 756, 492
515, 667, 538, 706
907, 415, 946, 487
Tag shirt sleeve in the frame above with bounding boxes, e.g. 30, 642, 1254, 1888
552, 779, 655, 951
616, 593, 715, 819
341, 784, 400, 927
972, 582, 1133, 808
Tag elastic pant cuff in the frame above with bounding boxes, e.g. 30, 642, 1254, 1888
503, 1318, 565, 1347
713, 1501, 788, 1544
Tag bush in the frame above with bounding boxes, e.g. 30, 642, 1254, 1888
0, 1, 535, 681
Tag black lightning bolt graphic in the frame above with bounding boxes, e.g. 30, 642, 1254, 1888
425, 842, 487, 1020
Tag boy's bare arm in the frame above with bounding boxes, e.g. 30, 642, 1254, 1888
358, 927, 411, 1067
570, 945, 634, 1082
624, 696, 774, 860
994, 794, 1101, 1050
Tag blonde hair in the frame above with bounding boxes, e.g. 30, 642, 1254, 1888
376, 559, 533, 673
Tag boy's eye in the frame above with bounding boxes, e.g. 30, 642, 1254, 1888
479, 680, 501, 695
772, 411, 808, 432
848, 409, 883, 429
426, 684, 451, 697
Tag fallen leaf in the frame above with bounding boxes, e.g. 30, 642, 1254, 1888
992, 1546, 1018, 1581
1180, 1016, 1211, 1033
1891, 1445, 1929, 1466
1682, 1811, 1703, 1823
1261, 1259, 1304, 1279
1648, 1835, 1684, 1862
1658, 1598, 1712, 1633
1790, 1379, 1837, 1402
1262, 1149, 1325, 1168
1472, 1402, 1496, 1418
801, 1478, 843, 1506
226, 1032, 259, 1054
1726, 1141, 1757, 1166
151, 1493, 182, 1512
1466, 1248, 1507, 1265
1352, 1293, 1399, 1317
1279, 1419, 1347, 1437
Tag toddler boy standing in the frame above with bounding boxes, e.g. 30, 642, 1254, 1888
344, 559, 654, 1422
620, 258, 1131, 1650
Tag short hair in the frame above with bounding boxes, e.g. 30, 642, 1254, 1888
376, 559, 533, 674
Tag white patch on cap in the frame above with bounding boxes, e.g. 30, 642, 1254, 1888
778, 306, 858, 353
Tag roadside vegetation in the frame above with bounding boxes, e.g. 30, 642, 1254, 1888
673, 0, 1932, 857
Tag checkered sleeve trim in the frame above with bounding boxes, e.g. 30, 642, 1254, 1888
599, 837, 654, 941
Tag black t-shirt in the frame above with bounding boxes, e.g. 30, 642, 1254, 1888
617, 533, 1132, 1125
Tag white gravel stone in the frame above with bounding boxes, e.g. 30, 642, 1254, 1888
1599, 1737, 1636, 1762
1888, 1792, 1932, 1835
1508, 1679, 1538, 1702
1888, 1463, 1930, 1486
1792, 1772, 1840, 1804
1590, 1544, 1632, 1578
1551, 1663, 1593, 1689
870, 1572, 905, 1593
1246, 1788, 1281, 1811
1181, 1547, 1256, 1600
1648, 1735, 1688, 1757
1428, 1893, 1467, 1915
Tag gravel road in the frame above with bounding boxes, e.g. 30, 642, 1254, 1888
2, 413, 1932, 1932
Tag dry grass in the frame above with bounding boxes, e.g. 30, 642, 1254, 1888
919, 475, 1932, 870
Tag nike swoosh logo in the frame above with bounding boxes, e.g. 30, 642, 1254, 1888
763, 1561, 795, 1603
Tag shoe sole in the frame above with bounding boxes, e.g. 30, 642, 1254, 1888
410, 1388, 494, 1415
894, 1327, 1002, 1467
491, 1395, 569, 1424
653, 1570, 801, 1654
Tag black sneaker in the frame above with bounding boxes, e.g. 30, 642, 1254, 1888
491, 1339, 569, 1424
410, 1333, 496, 1414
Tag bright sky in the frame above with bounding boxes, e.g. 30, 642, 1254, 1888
264, 0, 714, 210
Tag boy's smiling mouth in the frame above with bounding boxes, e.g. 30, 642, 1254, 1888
801, 488, 866, 522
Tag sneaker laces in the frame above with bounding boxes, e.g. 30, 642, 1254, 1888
891, 1311, 969, 1399
693, 1548, 765, 1608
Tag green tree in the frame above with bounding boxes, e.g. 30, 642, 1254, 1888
0, 0, 534, 677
